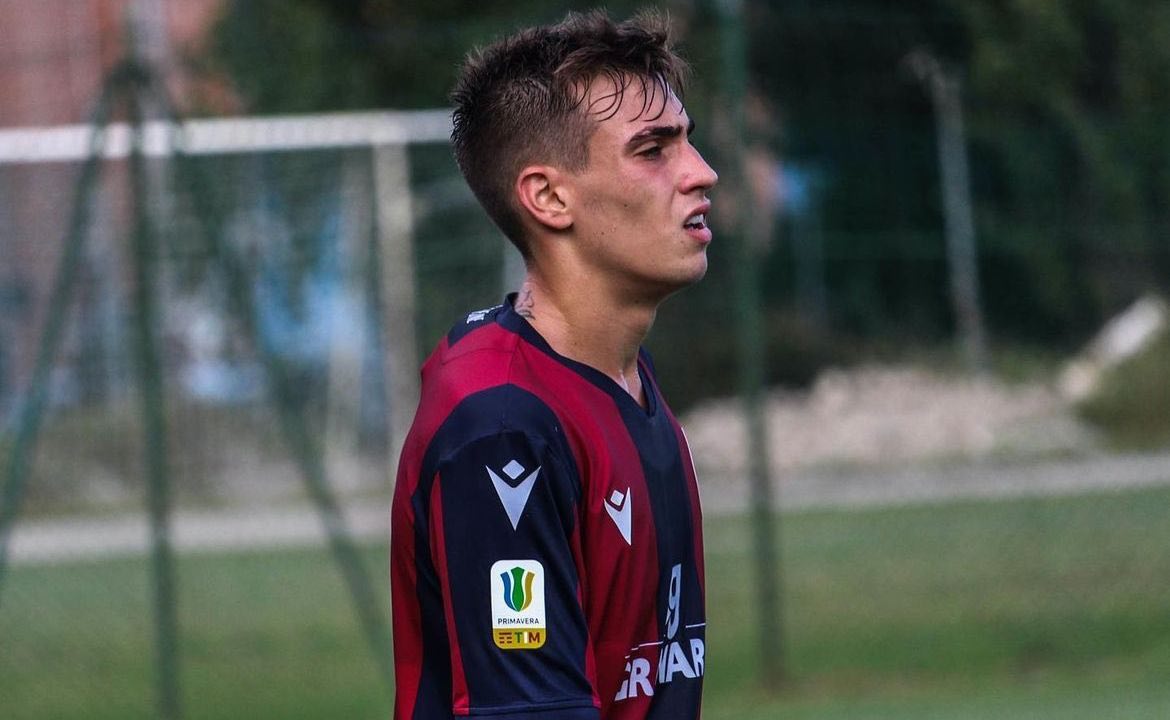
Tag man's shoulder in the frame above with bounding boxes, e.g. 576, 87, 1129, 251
420, 303, 515, 381
446, 302, 509, 347
409, 381, 571, 486
412, 301, 564, 454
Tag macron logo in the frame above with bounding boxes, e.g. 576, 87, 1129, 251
487, 460, 541, 530
604, 488, 633, 545
466, 304, 502, 324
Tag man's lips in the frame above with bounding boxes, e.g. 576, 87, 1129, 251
683, 203, 711, 230
683, 202, 712, 245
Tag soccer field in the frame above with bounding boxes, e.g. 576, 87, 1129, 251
700, 485, 1170, 718
2, 484, 1169, 719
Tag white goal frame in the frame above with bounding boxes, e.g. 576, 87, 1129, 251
0, 109, 454, 463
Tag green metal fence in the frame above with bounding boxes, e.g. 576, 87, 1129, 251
1, 2, 1169, 719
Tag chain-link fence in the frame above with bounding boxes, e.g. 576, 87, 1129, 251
2, 2, 1170, 719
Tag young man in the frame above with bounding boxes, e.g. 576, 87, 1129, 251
390, 10, 717, 719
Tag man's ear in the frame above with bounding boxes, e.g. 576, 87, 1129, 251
515, 165, 573, 232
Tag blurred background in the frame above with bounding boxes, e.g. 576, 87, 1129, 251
1, 1, 1169, 718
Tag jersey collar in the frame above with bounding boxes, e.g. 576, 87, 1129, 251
497, 293, 660, 419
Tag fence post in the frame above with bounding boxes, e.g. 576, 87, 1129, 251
125, 62, 183, 720
906, 51, 989, 374
0, 76, 117, 605
715, 0, 786, 687
372, 143, 420, 470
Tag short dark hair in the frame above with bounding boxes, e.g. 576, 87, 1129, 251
450, 9, 689, 256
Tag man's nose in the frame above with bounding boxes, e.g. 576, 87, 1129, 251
681, 143, 719, 192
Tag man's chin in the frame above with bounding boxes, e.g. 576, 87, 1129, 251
651, 260, 709, 302
681, 255, 709, 285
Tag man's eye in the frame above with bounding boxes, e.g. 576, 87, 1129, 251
638, 145, 663, 158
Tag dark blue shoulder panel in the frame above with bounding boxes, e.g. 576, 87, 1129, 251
414, 384, 596, 716
446, 303, 506, 347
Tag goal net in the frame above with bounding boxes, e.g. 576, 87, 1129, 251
0, 110, 513, 522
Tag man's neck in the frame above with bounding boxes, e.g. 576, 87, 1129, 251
515, 272, 656, 407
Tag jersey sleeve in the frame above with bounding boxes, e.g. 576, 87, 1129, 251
423, 393, 599, 717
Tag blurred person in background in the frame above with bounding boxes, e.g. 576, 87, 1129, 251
390, 9, 717, 719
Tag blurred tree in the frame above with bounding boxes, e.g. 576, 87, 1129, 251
746, 0, 1170, 347
955, 0, 1170, 341
210, 0, 667, 112
204, 0, 1170, 403
748, 2, 966, 340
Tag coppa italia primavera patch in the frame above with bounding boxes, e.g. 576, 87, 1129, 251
490, 559, 547, 649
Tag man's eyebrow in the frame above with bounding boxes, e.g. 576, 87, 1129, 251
625, 118, 696, 148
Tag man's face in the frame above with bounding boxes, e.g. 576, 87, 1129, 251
564, 75, 718, 302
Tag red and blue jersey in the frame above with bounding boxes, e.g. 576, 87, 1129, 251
391, 297, 706, 719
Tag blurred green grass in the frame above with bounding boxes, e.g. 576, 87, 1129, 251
3, 485, 1170, 719
703, 487, 1170, 718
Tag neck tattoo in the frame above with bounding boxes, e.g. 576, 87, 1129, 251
515, 286, 535, 319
